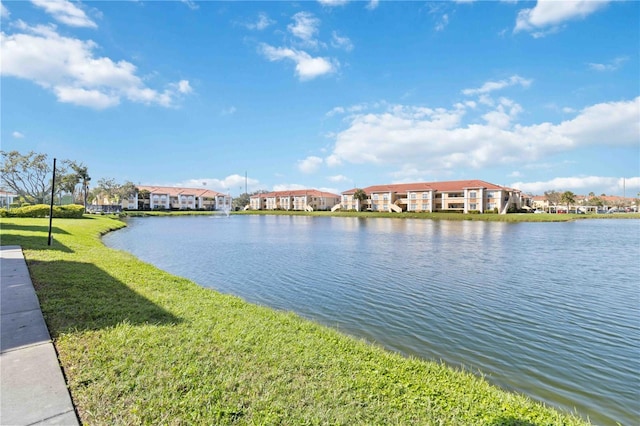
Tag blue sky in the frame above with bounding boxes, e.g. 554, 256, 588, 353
1, 0, 638, 197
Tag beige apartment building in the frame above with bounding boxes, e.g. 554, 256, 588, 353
340, 180, 524, 214
249, 189, 341, 212
117, 185, 231, 211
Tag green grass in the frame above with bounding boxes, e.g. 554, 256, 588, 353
1, 216, 591, 425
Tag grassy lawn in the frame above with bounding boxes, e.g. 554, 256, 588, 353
1, 216, 591, 425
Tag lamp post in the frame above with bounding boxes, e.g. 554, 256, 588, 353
48, 158, 57, 246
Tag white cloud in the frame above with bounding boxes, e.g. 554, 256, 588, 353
288, 11, 320, 45
554, 98, 640, 146
318, 0, 349, 7
328, 174, 350, 183
221, 106, 237, 116
435, 14, 449, 32
180, 174, 260, 194
511, 176, 640, 196
326, 101, 383, 117
259, 43, 337, 81
31, 0, 97, 28
297, 156, 324, 173
0, 23, 192, 109
171, 80, 193, 94
54, 85, 120, 108
180, 0, 199, 10
325, 97, 639, 175
462, 75, 532, 96
1, 3, 10, 19
331, 31, 353, 51
589, 56, 629, 72
481, 98, 522, 128
273, 183, 307, 191
245, 12, 275, 31
515, 0, 610, 35
12, 131, 24, 138
366, 0, 379, 10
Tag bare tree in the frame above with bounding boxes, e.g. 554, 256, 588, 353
1, 151, 53, 204
544, 190, 562, 212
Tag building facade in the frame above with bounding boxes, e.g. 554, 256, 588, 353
120, 185, 231, 211
0, 190, 18, 209
249, 189, 341, 212
340, 180, 524, 214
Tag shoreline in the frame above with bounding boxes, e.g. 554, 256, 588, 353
1, 215, 594, 424
117, 208, 640, 222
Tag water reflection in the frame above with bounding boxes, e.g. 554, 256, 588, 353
104, 216, 640, 426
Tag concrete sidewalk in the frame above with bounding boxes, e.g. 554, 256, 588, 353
1, 246, 79, 425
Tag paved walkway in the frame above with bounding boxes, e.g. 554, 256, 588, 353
1, 246, 79, 425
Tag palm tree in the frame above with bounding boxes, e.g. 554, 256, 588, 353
353, 188, 367, 211
67, 162, 90, 212
138, 189, 151, 210
561, 191, 576, 213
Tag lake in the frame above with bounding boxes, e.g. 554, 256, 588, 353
103, 215, 640, 425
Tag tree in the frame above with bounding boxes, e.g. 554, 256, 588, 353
590, 196, 604, 207
1, 151, 54, 204
58, 171, 79, 205
138, 189, 151, 210
233, 193, 250, 210
353, 188, 368, 211
118, 181, 137, 205
544, 190, 562, 212
233, 190, 267, 210
94, 178, 119, 206
67, 161, 91, 211
560, 191, 576, 212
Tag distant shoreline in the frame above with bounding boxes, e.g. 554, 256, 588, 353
117, 209, 640, 222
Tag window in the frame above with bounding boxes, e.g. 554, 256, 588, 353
470, 203, 477, 210
383, 194, 389, 201
373, 194, 379, 200
486, 192, 494, 198
469, 191, 476, 199
410, 193, 416, 199
410, 203, 417, 210
422, 192, 429, 199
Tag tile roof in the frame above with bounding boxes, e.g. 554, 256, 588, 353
137, 185, 227, 198
342, 180, 508, 195
250, 189, 340, 199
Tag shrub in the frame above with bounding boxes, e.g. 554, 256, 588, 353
3, 204, 85, 218
55, 204, 85, 218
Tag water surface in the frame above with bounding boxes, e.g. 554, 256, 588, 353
103, 215, 640, 425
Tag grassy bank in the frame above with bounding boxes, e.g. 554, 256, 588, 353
1, 216, 590, 425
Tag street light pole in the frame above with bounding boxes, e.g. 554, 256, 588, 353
48, 158, 57, 246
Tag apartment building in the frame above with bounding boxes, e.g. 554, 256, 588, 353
340, 180, 524, 214
120, 185, 231, 211
249, 189, 341, 211
0, 190, 18, 209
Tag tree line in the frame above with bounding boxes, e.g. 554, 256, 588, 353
1, 151, 136, 210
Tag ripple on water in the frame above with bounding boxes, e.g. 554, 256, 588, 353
103, 216, 640, 425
